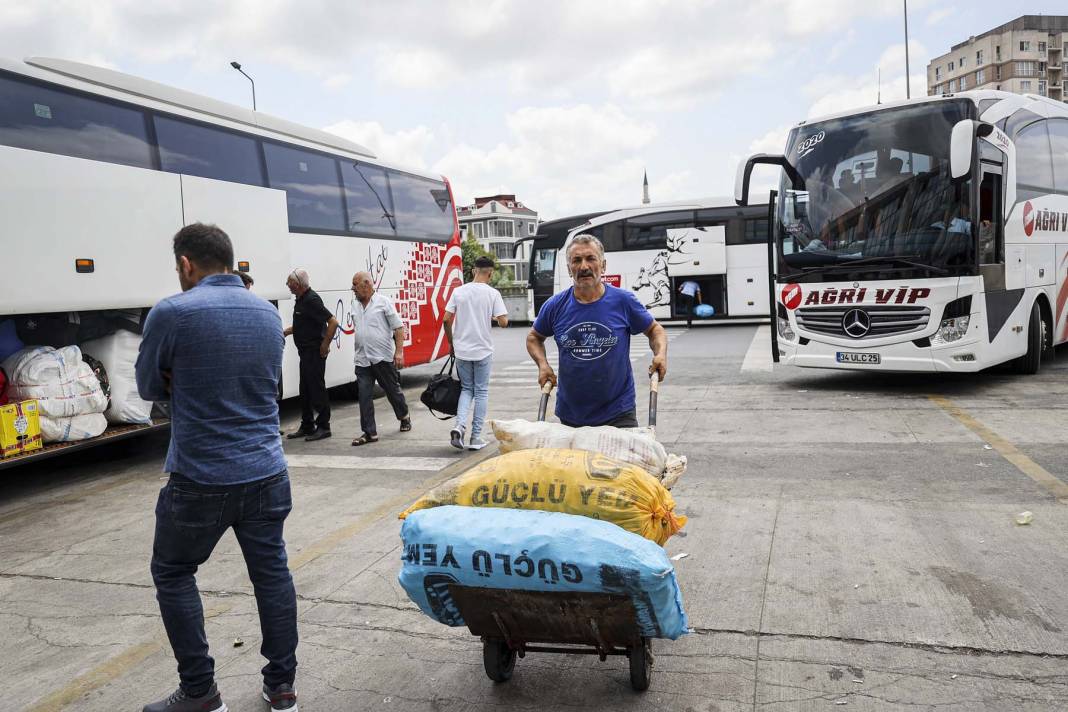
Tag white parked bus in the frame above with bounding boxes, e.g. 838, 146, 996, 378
737, 90, 1068, 373
0, 57, 462, 464
524, 199, 771, 322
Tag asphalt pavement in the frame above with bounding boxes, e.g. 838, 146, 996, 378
3, 323, 1068, 711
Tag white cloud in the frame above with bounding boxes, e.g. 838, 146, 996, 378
324, 104, 662, 218
804, 41, 928, 118
925, 7, 956, 26
323, 120, 435, 170
429, 104, 660, 218
322, 73, 351, 91
0, 0, 930, 107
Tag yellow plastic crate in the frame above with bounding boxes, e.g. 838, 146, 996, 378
1, 400, 43, 458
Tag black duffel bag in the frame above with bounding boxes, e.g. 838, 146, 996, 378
420, 356, 461, 419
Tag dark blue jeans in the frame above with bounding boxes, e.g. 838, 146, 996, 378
151, 471, 298, 696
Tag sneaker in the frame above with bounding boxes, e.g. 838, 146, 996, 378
449, 426, 465, 451
143, 683, 226, 712
262, 682, 298, 711
467, 437, 488, 451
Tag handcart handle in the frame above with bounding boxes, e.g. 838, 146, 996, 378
648, 372, 659, 429
537, 381, 554, 422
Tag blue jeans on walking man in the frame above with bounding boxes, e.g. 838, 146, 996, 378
455, 355, 492, 441
151, 471, 298, 696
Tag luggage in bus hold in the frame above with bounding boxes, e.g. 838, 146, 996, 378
0, 400, 43, 458
15, 313, 80, 348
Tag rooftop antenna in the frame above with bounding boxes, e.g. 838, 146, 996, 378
877, 67, 882, 104
903, 0, 911, 99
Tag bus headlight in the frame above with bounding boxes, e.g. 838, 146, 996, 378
931, 315, 970, 345
777, 315, 796, 341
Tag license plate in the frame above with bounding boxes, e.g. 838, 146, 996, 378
837, 352, 880, 364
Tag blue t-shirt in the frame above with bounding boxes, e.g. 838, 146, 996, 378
533, 285, 654, 426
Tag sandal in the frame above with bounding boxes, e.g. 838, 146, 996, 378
351, 433, 379, 446
399, 417, 412, 432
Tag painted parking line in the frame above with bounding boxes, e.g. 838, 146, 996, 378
740, 325, 774, 372
285, 454, 454, 471
27, 603, 234, 712
929, 395, 1068, 504
27, 448, 498, 711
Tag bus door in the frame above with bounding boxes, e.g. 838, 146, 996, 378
977, 158, 1005, 290
665, 225, 726, 318
529, 244, 558, 316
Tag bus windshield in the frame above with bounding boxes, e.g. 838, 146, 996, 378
777, 100, 976, 279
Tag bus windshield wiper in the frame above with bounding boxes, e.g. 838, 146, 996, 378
350, 162, 396, 231
824, 255, 949, 275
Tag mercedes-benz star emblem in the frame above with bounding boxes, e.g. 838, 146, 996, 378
842, 309, 871, 338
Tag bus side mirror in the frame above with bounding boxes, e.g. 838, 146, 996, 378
951, 120, 1002, 183
950, 120, 977, 181
735, 154, 803, 206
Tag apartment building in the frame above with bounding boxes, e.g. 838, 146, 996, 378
456, 194, 539, 282
927, 15, 1067, 103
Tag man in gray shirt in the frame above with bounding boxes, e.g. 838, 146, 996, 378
350, 271, 412, 445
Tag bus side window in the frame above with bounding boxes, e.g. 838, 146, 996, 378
264, 143, 346, 232
623, 211, 691, 251
154, 115, 264, 186
1049, 119, 1068, 193
745, 218, 769, 244
587, 220, 624, 252
0, 73, 153, 169
723, 219, 744, 245
1013, 119, 1055, 201
389, 171, 455, 243
978, 171, 1002, 264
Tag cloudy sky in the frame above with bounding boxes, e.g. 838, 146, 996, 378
2, 1, 1064, 219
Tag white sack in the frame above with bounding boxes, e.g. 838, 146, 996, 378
81, 331, 152, 425
2, 346, 108, 420
40, 412, 108, 442
489, 418, 668, 478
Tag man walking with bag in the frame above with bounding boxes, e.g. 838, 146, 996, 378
350, 271, 412, 446
136, 223, 298, 712
443, 255, 509, 450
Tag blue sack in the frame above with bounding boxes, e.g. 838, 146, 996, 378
398, 506, 688, 640
694, 304, 715, 318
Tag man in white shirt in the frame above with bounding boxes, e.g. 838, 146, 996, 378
350, 271, 411, 446
443, 256, 509, 450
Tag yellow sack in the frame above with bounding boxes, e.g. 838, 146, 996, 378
398, 448, 686, 545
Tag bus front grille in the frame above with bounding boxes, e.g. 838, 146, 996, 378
795, 305, 931, 339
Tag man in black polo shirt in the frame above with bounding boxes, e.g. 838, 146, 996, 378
283, 268, 339, 441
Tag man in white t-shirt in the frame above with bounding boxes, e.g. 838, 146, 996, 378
443, 256, 509, 450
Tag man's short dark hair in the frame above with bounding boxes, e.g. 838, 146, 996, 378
474, 256, 495, 270
236, 270, 254, 287
173, 223, 234, 272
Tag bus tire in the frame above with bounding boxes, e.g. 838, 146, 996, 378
1014, 302, 1043, 375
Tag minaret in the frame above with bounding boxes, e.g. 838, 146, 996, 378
642, 170, 650, 204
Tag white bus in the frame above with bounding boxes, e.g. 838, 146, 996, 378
0, 57, 462, 464
525, 199, 771, 322
737, 90, 1068, 374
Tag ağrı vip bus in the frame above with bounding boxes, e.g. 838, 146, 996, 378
737, 90, 1068, 373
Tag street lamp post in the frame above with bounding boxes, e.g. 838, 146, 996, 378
230, 61, 256, 111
